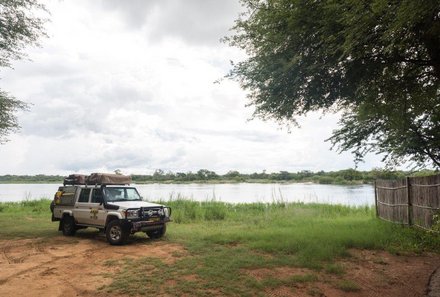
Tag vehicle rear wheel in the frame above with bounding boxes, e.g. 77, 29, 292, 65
62, 215, 76, 236
146, 224, 166, 239
106, 220, 129, 245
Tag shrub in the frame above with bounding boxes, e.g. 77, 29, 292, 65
317, 176, 334, 184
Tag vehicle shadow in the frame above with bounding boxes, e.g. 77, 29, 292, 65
73, 228, 158, 245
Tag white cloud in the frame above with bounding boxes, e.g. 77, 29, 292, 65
0, 0, 385, 175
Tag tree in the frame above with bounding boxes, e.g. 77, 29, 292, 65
153, 169, 165, 180
0, 0, 47, 143
227, 0, 440, 168
197, 169, 218, 180
224, 170, 240, 178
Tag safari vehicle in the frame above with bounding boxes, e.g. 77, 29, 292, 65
50, 173, 171, 245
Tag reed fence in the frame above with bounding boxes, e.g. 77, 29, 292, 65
375, 174, 440, 231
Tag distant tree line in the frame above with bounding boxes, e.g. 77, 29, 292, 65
131, 168, 437, 184
0, 169, 437, 184
0, 174, 64, 183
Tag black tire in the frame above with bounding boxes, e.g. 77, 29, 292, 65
146, 224, 166, 239
50, 200, 55, 213
106, 220, 129, 245
62, 215, 76, 236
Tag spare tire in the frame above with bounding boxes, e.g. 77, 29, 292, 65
61, 215, 76, 236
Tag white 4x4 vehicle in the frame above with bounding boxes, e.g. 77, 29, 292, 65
51, 174, 171, 245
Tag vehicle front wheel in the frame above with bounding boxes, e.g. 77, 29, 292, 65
62, 215, 76, 236
106, 220, 129, 245
146, 224, 166, 239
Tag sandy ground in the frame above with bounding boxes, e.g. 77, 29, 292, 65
0, 233, 185, 297
245, 249, 440, 297
0, 234, 439, 297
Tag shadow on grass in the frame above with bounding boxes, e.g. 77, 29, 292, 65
74, 228, 164, 246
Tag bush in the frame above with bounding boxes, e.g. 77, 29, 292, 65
317, 176, 334, 184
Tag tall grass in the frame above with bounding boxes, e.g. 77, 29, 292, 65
2, 198, 439, 260
0, 199, 56, 237
157, 197, 229, 223
158, 198, 440, 267
0, 198, 51, 214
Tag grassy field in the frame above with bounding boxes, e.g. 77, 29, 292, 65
1, 199, 439, 296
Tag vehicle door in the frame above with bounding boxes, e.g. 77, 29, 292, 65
87, 188, 106, 227
73, 188, 92, 225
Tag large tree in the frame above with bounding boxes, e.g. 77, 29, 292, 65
227, 0, 440, 168
0, 0, 47, 143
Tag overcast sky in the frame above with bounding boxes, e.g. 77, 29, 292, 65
0, 0, 384, 175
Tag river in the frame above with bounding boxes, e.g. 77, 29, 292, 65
0, 183, 374, 206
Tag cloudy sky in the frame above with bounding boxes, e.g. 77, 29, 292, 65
0, 0, 384, 175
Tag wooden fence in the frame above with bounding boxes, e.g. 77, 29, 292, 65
375, 174, 440, 231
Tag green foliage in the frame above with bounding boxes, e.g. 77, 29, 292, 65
0, 174, 64, 183
316, 176, 334, 184
0, 0, 47, 143
227, 0, 440, 168
131, 168, 418, 184
0, 92, 29, 144
2, 168, 429, 184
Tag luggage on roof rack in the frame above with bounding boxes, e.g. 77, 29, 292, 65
86, 173, 131, 185
63, 174, 87, 185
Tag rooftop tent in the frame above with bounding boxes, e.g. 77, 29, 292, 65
86, 173, 132, 185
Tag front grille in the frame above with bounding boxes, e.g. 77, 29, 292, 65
139, 207, 163, 219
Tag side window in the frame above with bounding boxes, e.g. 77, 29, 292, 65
78, 189, 91, 203
91, 189, 103, 203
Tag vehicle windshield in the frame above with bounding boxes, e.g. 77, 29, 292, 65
103, 187, 141, 202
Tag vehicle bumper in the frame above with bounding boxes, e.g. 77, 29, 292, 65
129, 217, 171, 233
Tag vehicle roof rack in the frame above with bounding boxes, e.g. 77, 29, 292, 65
63, 174, 87, 186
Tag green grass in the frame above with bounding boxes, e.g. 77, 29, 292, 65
324, 263, 345, 275
336, 280, 361, 292
103, 200, 440, 296
0, 199, 58, 238
1, 198, 440, 296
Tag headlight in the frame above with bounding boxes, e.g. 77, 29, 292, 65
163, 207, 171, 218
124, 209, 139, 219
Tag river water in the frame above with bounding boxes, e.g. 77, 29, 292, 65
0, 183, 374, 206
